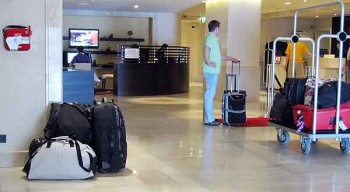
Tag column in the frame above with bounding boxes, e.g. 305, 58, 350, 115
206, 0, 261, 102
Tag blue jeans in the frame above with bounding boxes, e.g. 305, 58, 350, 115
203, 73, 219, 123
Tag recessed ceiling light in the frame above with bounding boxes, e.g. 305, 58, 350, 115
284, 2, 291, 5
77, 2, 91, 6
334, 13, 337, 16
304, 0, 307, 2
134, 4, 139, 9
316, 15, 319, 18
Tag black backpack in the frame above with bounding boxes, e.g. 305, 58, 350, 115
316, 81, 350, 109
284, 78, 307, 106
91, 101, 127, 172
44, 103, 92, 144
270, 93, 294, 124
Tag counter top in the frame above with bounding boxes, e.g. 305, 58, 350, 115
306, 57, 346, 68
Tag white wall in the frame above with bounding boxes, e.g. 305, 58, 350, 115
181, 21, 205, 83
0, 0, 62, 167
64, 10, 178, 46
63, 15, 149, 51
152, 13, 178, 45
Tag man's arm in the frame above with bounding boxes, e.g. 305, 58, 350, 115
302, 43, 312, 57
303, 49, 312, 57
204, 46, 216, 67
222, 55, 239, 63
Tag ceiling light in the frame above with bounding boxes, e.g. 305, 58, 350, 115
134, 4, 139, 9
316, 15, 319, 18
304, 0, 307, 2
284, 0, 292, 5
106, 12, 111, 15
77, 2, 91, 6
334, 13, 337, 16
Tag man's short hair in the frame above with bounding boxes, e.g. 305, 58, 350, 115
208, 20, 220, 32
77, 46, 84, 53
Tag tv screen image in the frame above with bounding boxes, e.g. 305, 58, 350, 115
69, 28, 99, 48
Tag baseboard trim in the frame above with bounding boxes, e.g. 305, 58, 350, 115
0, 151, 28, 168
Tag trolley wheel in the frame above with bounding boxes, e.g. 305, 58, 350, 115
277, 130, 290, 145
301, 137, 311, 155
340, 138, 350, 153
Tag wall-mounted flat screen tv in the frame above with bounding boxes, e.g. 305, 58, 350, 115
69, 28, 99, 49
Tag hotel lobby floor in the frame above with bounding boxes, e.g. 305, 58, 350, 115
2, 86, 350, 192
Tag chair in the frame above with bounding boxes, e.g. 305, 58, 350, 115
101, 74, 114, 91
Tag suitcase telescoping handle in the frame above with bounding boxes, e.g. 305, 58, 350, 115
225, 61, 241, 92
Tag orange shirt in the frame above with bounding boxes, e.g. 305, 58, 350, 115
285, 42, 309, 63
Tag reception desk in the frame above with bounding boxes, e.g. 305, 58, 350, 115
114, 45, 190, 96
114, 62, 189, 96
305, 57, 346, 80
63, 69, 94, 104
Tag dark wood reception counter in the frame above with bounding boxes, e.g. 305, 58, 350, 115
113, 45, 190, 96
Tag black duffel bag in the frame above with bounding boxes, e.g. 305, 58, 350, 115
316, 81, 350, 109
44, 103, 92, 144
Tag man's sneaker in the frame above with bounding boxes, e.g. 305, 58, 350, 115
204, 121, 220, 126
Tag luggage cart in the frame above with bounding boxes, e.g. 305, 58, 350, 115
268, 1, 350, 154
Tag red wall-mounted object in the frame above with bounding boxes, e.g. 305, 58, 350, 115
3, 25, 32, 51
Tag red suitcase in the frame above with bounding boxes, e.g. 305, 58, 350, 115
292, 102, 350, 131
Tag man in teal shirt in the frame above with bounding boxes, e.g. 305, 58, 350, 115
203, 20, 238, 126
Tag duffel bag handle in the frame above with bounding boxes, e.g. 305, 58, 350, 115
74, 140, 92, 173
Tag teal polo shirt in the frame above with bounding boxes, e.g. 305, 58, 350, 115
202, 32, 222, 74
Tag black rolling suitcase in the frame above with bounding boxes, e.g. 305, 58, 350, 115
91, 100, 127, 172
222, 61, 247, 125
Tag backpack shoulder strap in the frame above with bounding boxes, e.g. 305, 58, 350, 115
44, 103, 61, 138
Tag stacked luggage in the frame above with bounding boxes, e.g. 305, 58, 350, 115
292, 79, 350, 131
23, 98, 127, 180
270, 75, 350, 132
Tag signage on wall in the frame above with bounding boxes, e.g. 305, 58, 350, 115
124, 48, 139, 59
3, 25, 32, 51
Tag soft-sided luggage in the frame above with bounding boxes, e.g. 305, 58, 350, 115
270, 93, 294, 124
22, 136, 96, 180
316, 81, 350, 109
292, 102, 350, 131
44, 103, 92, 144
91, 100, 127, 172
304, 77, 337, 106
269, 75, 294, 124
284, 78, 307, 106
222, 61, 247, 126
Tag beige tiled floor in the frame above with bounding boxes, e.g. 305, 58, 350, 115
1, 86, 350, 192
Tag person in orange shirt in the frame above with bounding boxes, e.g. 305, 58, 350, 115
284, 34, 312, 78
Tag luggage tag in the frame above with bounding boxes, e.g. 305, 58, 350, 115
339, 120, 348, 131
